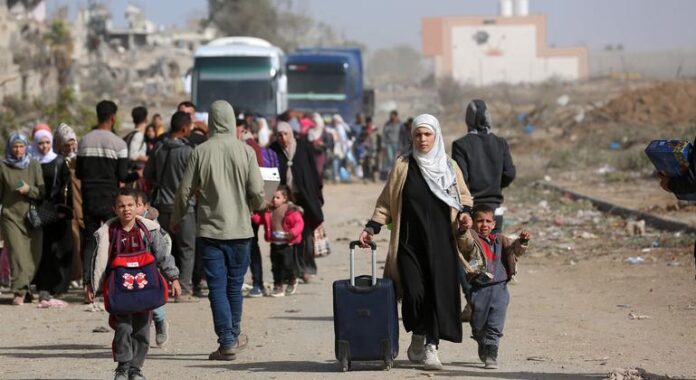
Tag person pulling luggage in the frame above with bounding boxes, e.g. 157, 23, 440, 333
358, 114, 474, 370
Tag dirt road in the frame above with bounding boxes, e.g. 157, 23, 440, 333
1, 182, 695, 379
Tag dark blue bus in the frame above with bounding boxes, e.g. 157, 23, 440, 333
287, 48, 372, 122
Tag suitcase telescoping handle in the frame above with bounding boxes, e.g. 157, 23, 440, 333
349, 240, 377, 287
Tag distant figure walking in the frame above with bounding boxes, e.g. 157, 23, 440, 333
270, 122, 324, 282
452, 99, 516, 226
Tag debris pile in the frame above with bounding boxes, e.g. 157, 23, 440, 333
596, 82, 696, 125
504, 186, 696, 261
606, 367, 658, 380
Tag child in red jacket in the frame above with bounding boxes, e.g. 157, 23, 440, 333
251, 186, 304, 297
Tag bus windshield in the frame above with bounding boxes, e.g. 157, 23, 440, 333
287, 63, 347, 100
194, 56, 276, 115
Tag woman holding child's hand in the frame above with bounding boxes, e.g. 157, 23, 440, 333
358, 114, 474, 371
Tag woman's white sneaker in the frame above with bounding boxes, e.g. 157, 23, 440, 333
423, 344, 443, 370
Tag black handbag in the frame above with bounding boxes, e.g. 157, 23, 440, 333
26, 159, 73, 229
26, 201, 70, 228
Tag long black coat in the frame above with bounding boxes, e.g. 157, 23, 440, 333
270, 138, 324, 231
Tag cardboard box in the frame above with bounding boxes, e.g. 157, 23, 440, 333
644, 140, 692, 178
260, 167, 280, 202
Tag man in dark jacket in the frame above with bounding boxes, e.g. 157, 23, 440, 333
77, 100, 139, 288
452, 99, 516, 225
178, 101, 208, 146
144, 111, 197, 301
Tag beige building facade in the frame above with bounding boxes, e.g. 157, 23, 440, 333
422, 10, 588, 86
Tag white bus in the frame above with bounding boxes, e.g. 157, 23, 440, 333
191, 37, 287, 118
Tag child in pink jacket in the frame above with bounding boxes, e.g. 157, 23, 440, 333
251, 186, 304, 297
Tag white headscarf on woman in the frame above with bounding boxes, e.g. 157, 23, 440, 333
411, 114, 463, 212
307, 112, 325, 142
54, 122, 77, 158
33, 129, 58, 164
277, 121, 297, 191
332, 114, 349, 142
256, 117, 271, 147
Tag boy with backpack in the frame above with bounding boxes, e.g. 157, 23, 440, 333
133, 190, 171, 348
85, 188, 181, 380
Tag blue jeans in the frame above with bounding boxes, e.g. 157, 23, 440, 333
152, 306, 166, 323
331, 157, 341, 180
199, 237, 251, 349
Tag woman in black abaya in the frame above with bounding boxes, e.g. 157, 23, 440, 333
359, 114, 473, 371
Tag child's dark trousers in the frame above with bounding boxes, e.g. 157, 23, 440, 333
469, 282, 509, 347
109, 312, 151, 368
270, 244, 295, 285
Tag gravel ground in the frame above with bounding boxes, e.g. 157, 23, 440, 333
1, 182, 695, 380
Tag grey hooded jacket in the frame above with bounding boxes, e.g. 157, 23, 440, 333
171, 100, 265, 240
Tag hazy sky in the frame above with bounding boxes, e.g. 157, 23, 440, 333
48, 0, 696, 51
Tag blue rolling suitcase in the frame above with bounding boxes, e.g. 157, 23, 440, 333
333, 241, 399, 371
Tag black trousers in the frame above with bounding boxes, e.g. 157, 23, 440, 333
82, 209, 114, 282
249, 223, 263, 289
296, 228, 317, 276
270, 244, 295, 285
159, 211, 196, 293
35, 219, 73, 295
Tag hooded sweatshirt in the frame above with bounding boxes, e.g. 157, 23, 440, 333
451, 100, 516, 207
171, 101, 265, 240
143, 136, 194, 212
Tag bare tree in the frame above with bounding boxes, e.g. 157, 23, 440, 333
207, 0, 281, 45
45, 19, 73, 89
207, 0, 364, 52
367, 45, 424, 86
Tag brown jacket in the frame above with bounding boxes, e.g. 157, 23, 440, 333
462, 232, 527, 281
367, 156, 474, 298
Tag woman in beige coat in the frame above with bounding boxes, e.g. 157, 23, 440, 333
359, 114, 474, 370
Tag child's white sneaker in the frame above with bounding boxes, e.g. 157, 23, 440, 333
423, 343, 443, 370
407, 334, 425, 363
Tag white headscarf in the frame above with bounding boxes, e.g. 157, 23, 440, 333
54, 123, 77, 158
307, 113, 325, 142
256, 117, 271, 147
411, 114, 463, 211
277, 121, 297, 191
33, 129, 59, 164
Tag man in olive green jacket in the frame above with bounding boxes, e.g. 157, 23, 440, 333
172, 100, 264, 361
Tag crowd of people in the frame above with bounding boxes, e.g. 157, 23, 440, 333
0, 96, 527, 377
269, 109, 415, 184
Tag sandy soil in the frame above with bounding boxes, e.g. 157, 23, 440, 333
1, 181, 695, 380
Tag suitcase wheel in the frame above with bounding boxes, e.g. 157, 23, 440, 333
339, 356, 351, 372
383, 357, 393, 371
337, 340, 351, 372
